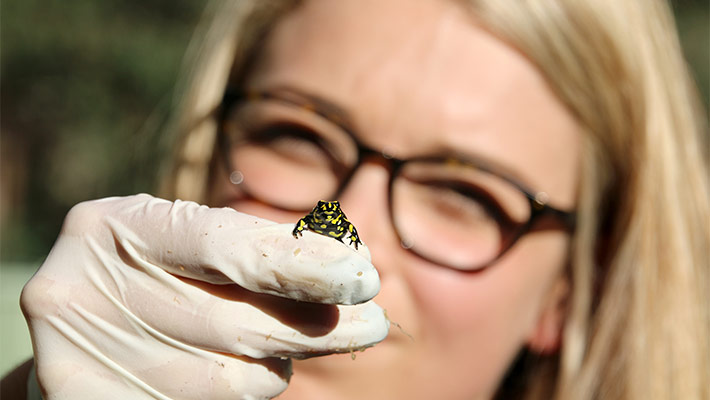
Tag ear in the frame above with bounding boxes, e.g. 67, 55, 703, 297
526, 274, 569, 355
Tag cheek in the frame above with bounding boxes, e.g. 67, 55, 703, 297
208, 161, 313, 219
408, 262, 528, 369
210, 166, 303, 223
405, 233, 569, 381
412, 235, 568, 333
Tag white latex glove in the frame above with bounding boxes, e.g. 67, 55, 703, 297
21, 194, 388, 400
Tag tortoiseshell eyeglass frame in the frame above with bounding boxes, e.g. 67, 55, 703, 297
217, 88, 577, 272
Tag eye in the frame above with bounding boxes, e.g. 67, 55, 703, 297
226, 98, 359, 171
420, 179, 518, 228
244, 122, 344, 167
250, 123, 325, 150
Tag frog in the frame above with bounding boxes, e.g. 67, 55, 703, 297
292, 200, 362, 250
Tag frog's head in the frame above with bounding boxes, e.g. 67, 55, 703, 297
317, 200, 340, 211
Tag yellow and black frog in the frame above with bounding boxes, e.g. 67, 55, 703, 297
292, 200, 362, 250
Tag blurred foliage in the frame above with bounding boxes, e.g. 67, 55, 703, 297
1, 0, 204, 262
673, 0, 710, 108
1, 0, 708, 263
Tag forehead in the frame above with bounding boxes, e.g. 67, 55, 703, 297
246, 0, 581, 208
248, 0, 487, 108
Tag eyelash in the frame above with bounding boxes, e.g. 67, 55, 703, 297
247, 122, 319, 143
245, 122, 349, 166
427, 180, 515, 226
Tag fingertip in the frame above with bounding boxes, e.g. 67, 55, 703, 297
243, 224, 380, 304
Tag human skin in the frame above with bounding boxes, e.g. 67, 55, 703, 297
209, 0, 581, 398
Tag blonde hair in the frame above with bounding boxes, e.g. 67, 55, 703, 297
161, 1, 710, 399
468, 1, 709, 399
159, 0, 299, 202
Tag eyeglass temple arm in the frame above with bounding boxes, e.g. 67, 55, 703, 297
534, 203, 577, 232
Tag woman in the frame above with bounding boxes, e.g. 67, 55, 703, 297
9, 0, 709, 399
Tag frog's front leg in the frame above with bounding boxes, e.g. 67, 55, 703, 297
346, 221, 363, 250
292, 217, 309, 238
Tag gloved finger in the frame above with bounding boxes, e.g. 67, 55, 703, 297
30, 303, 291, 400
137, 354, 290, 400
175, 278, 389, 358
72, 194, 379, 305
38, 350, 290, 400
73, 245, 389, 358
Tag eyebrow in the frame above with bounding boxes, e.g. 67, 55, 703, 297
243, 84, 358, 133
240, 84, 538, 193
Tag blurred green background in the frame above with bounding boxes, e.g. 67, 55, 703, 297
1, 0, 708, 377
1, 0, 204, 376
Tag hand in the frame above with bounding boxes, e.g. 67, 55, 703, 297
21, 194, 388, 399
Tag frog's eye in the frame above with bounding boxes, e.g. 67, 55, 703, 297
322, 201, 339, 210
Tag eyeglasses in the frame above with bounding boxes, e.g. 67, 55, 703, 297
218, 89, 576, 272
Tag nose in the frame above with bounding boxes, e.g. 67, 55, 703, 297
336, 156, 403, 278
